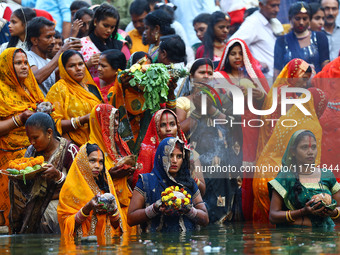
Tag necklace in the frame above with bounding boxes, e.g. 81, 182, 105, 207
214, 42, 226, 49
295, 30, 310, 40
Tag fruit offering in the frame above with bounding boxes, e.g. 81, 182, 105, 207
97, 193, 117, 213
311, 193, 337, 211
7, 156, 44, 172
115, 155, 136, 169
161, 186, 191, 211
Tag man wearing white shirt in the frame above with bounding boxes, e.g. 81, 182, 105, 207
230, 0, 281, 80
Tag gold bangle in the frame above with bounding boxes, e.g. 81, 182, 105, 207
285, 211, 290, 222
196, 179, 200, 186
288, 210, 295, 222
331, 208, 340, 220
15, 115, 23, 126
111, 211, 119, 217
80, 208, 89, 217
76, 117, 82, 127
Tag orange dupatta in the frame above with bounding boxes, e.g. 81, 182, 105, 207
88, 104, 137, 235
0, 48, 45, 226
252, 88, 327, 223
256, 58, 310, 160
57, 144, 126, 243
46, 53, 102, 147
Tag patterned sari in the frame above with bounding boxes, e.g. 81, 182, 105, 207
256, 58, 310, 159
133, 109, 187, 188
268, 130, 340, 228
88, 104, 137, 235
215, 38, 270, 221
57, 145, 126, 243
312, 58, 340, 179
253, 88, 327, 223
46, 53, 103, 147
0, 48, 45, 226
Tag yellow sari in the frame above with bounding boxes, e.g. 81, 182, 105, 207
0, 48, 45, 226
252, 87, 327, 223
256, 59, 310, 160
46, 53, 103, 147
88, 104, 137, 235
57, 144, 126, 243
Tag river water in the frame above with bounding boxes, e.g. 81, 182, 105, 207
1, 223, 339, 254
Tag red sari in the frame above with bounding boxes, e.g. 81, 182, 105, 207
132, 109, 187, 188
312, 57, 340, 180
215, 38, 270, 221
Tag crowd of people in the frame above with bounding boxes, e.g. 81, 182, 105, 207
0, 0, 339, 243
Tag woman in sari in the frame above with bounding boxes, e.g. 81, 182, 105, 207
312, 58, 340, 179
88, 104, 137, 235
58, 143, 126, 243
0, 48, 45, 226
253, 87, 328, 223
93, 49, 126, 103
46, 50, 103, 147
256, 58, 312, 159
9, 112, 78, 234
128, 137, 209, 232
215, 38, 270, 221
268, 130, 340, 228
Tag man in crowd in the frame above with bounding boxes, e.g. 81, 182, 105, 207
321, 0, 340, 60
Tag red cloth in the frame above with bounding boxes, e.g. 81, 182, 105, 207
228, 8, 246, 26
133, 109, 187, 188
312, 57, 340, 179
93, 77, 115, 104
34, 9, 56, 23
215, 38, 269, 221
3, 6, 12, 21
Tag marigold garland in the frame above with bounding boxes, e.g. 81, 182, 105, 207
161, 186, 191, 210
8, 156, 44, 170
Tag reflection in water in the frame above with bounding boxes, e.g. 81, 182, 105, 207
0, 224, 340, 254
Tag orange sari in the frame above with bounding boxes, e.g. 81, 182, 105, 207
256, 58, 310, 160
88, 104, 137, 235
252, 87, 327, 223
0, 48, 45, 226
57, 144, 127, 244
46, 53, 102, 147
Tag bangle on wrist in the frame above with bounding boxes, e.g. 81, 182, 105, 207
76, 117, 83, 127
55, 172, 65, 185
145, 203, 159, 219
331, 208, 340, 220
71, 117, 78, 130
12, 116, 20, 128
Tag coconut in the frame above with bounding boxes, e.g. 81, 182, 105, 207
116, 155, 136, 168
312, 193, 332, 205
98, 193, 117, 212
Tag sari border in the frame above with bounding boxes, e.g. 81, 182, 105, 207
269, 179, 295, 210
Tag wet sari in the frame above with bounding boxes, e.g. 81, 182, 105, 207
253, 88, 328, 223
46, 53, 103, 147
0, 48, 45, 226
88, 104, 137, 235
312, 58, 340, 178
133, 109, 187, 188
57, 144, 126, 243
135, 137, 199, 232
256, 58, 310, 159
268, 130, 340, 229
215, 38, 270, 221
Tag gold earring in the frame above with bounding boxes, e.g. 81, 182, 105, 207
155, 32, 159, 41
48, 136, 51, 140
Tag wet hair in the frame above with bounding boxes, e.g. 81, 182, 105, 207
25, 112, 60, 138
203, 11, 230, 60
193, 13, 211, 26
289, 1, 312, 20
144, 9, 175, 36
70, 0, 90, 11
190, 58, 214, 76
129, 51, 152, 65
88, 3, 120, 38
7, 8, 36, 48
101, 49, 127, 70
173, 141, 196, 193
159, 34, 186, 63
223, 42, 242, 73
310, 2, 324, 17
290, 130, 317, 208
129, 0, 150, 16
86, 143, 110, 193
26, 17, 55, 49
74, 7, 94, 21
61, 49, 85, 67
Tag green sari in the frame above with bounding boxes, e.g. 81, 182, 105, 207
268, 130, 340, 228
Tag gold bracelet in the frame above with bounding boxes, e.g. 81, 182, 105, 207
288, 210, 295, 222
111, 211, 119, 217
80, 208, 89, 217
76, 117, 82, 127
15, 114, 23, 126
331, 208, 340, 220
285, 211, 290, 222
12, 116, 20, 128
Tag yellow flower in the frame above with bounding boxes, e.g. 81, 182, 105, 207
184, 198, 190, 205
168, 193, 174, 198
168, 201, 173, 206
183, 191, 187, 195
188, 194, 191, 199
130, 63, 141, 73
175, 198, 182, 206
175, 186, 180, 191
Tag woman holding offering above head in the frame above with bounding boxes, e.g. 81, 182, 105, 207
0, 48, 45, 225
80, 3, 130, 78
127, 137, 209, 232
9, 112, 79, 234
274, 2, 329, 77
46, 50, 103, 147
268, 130, 340, 228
